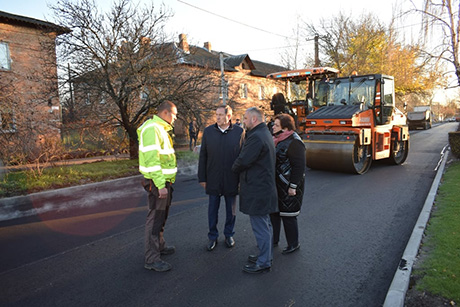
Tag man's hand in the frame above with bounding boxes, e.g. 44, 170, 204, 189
159, 187, 168, 199
199, 182, 206, 189
288, 187, 296, 196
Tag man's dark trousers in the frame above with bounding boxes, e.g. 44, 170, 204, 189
208, 194, 236, 240
144, 181, 173, 264
249, 214, 273, 268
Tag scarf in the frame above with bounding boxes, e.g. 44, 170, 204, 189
273, 130, 294, 147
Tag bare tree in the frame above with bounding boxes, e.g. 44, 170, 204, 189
50, 0, 215, 158
407, 0, 460, 87
280, 19, 308, 70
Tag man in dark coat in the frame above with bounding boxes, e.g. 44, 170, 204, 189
232, 107, 278, 273
198, 105, 243, 251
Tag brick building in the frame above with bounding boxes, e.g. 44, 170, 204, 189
0, 11, 69, 162
176, 34, 286, 126
70, 33, 287, 148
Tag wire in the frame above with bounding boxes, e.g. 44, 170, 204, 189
177, 0, 297, 40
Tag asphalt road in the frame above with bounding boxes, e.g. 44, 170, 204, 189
0, 122, 457, 307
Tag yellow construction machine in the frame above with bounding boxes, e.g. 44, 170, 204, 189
268, 68, 410, 174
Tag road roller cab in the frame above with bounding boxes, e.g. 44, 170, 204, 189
305, 74, 409, 174
267, 67, 340, 131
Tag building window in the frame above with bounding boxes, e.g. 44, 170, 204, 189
85, 93, 91, 105
239, 83, 248, 99
0, 109, 16, 132
0, 42, 11, 70
258, 85, 266, 100
99, 92, 107, 104
139, 91, 149, 101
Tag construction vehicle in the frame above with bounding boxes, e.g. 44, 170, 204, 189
267, 68, 410, 174
268, 67, 340, 131
407, 105, 432, 130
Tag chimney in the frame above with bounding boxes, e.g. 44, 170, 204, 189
204, 42, 212, 52
179, 34, 189, 53
140, 36, 151, 46
139, 37, 151, 55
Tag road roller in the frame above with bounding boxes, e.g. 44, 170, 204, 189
268, 69, 409, 174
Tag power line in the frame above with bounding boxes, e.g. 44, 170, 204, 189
177, 0, 296, 41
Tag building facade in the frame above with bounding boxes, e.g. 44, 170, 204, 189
0, 11, 69, 163
175, 34, 286, 137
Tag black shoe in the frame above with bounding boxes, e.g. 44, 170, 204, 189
247, 255, 273, 266
207, 239, 217, 251
243, 263, 271, 274
144, 260, 172, 272
282, 243, 300, 254
160, 246, 175, 255
273, 241, 279, 247
247, 254, 258, 264
225, 236, 235, 248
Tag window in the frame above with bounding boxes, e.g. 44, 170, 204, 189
85, 93, 91, 105
0, 109, 16, 132
383, 78, 394, 106
239, 83, 248, 99
140, 87, 149, 100
0, 42, 11, 70
258, 85, 266, 100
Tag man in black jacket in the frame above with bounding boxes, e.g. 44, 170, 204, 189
198, 105, 243, 251
232, 107, 278, 273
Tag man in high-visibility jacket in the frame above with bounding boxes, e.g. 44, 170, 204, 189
138, 100, 178, 272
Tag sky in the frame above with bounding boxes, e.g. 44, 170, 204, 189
1, 0, 405, 65
1, 0, 458, 102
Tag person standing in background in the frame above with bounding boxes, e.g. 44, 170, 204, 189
189, 120, 198, 151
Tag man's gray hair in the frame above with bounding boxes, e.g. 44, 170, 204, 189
246, 107, 263, 122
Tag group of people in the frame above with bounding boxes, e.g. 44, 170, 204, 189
137, 100, 306, 274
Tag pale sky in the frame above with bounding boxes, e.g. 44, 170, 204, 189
1, 0, 406, 65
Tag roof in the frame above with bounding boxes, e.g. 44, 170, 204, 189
176, 43, 286, 77
0, 10, 70, 35
267, 67, 340, 81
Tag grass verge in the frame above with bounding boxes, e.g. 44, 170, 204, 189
411, 160, 460, 302
0, 150, 198, 198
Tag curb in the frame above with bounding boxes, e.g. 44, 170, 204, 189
0, 165, 197, 218
383, 146, 450, 307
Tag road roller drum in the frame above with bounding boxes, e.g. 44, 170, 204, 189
305, 133, 372, 174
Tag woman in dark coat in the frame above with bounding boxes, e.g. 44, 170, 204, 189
270, 114, 306, 254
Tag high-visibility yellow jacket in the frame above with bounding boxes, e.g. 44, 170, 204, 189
137, 115, 177, 189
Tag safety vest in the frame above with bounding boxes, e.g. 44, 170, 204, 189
137, 115, 177, 189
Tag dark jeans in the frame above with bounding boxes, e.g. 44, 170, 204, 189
270, 212, 299, 247
208, 194, 236, 240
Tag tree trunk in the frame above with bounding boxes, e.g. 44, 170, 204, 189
128, 129, 139, 159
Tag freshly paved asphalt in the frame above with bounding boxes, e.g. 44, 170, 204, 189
0, 123, 456, 306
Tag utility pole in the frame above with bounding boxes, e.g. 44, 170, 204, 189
68, 63, 74, 107
314, 34, 320, 67
220, 52, 226, 105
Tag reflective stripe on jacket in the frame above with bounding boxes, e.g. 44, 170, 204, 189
137, 115, 177, 189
